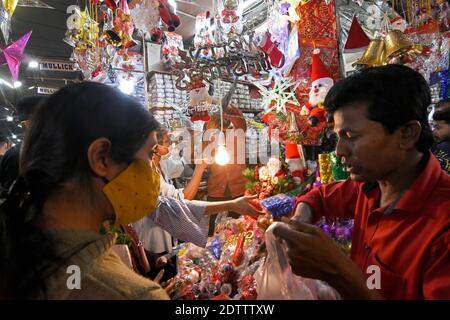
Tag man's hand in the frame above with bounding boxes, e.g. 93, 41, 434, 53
272, 221, 382, 300
272, 221, 347, 282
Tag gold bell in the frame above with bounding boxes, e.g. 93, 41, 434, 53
103, 30, 122, 47
384, 30, 414, 62
353, 39, 385, 68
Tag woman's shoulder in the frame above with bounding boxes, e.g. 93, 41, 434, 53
68, 249, 169, 300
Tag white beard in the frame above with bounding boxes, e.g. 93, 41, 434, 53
309, 84, 332, 106
189, 87, 212, 108
286, 158, 304, 172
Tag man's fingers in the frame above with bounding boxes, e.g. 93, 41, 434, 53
272, 222, 303, 243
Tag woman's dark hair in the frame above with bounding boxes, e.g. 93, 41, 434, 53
324, 64, 433, 153
433, 108, 450, 124
0, 82, 159, 298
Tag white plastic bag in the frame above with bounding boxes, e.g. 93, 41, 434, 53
254, 222, 339, 300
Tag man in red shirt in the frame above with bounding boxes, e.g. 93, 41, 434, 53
273, 65, 450, 299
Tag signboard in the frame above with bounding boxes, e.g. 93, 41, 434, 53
39, 61, 76, 72
37, 87, 58, 95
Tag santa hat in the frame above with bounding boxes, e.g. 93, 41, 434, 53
344, 16, 370, 53
311, 49, 333, 87
285, 143, 305, 183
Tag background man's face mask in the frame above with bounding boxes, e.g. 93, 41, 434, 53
103, 159, 160, 226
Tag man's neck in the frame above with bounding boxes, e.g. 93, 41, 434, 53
377, 151, 425, 207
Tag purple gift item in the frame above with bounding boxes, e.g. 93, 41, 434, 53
260, 194, 295, 218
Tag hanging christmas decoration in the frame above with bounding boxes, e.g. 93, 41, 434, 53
2, 0, 19, 17
0, 30, 32, 81
254, 75, 300, 114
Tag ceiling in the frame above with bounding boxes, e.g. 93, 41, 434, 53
0, 0, 267, 104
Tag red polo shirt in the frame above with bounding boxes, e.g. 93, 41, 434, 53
296, 153, 450, 299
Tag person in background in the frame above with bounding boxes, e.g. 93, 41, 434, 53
133, 126, 208, 255
0, 96, 46, 192
0, 82, 262, 299
274, 65, 450, 299
432, 108, 450, 173
0, 134, 10, 161
204, 106, 248, 235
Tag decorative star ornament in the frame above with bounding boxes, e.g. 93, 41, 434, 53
254, 75, 301, 114
0, 30, 32, 81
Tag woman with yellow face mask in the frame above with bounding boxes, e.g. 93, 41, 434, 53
0, 82, 263, 299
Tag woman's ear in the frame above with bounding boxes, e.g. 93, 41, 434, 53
399, 120, 422, 150
87, 138, 113, 177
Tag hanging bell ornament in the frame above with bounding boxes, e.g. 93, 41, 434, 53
353, 39, 385, 68
383, 30, 414, 62
103, 30, 122, 47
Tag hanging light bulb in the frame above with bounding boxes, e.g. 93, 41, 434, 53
215, 131, 230, 166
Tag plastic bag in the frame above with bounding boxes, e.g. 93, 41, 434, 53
254, 222, 317, 299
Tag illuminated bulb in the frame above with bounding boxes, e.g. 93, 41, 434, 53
214, 132, 229, 166
28, 60, 39, 69
6, 116, 13, 121
119, 80, 134, 95
13, 81, 22, 88
215, 144, 230, 166
12, 134, 17, 139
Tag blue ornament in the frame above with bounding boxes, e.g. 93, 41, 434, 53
260, 194, 295, 218
208, 237, 222, 260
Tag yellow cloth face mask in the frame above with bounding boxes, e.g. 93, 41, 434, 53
103, 159, 160, 226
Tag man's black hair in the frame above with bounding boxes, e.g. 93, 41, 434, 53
436, 98, 450, 110
433, 108, 450, 124
324, 64, 433, 153
0, 133, 8, 145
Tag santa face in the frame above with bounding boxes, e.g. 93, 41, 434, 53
309, 78, 333, 106
286, 158, 304, 172
189, 86, 212, 108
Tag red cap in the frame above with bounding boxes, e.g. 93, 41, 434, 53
344, 16, 370, 52
311, 49, 332, 83
285, 143, 300, 159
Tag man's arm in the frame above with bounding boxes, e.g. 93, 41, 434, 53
291, 179, 360, 224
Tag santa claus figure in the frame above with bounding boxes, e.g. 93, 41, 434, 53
189, 76, 212, 122
301, 49, 333, 127
285, 143, 305, 183
308, 49, 334, 106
